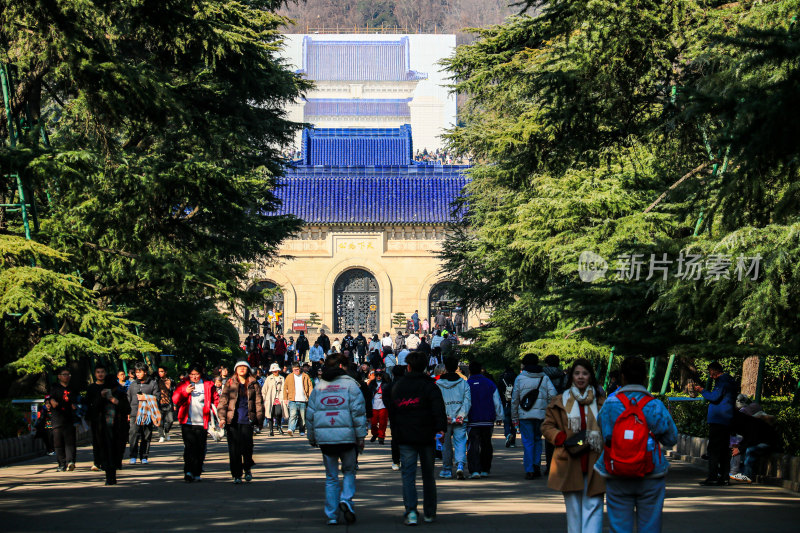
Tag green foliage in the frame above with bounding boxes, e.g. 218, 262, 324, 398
1, 0, 306, 379
307, 312, 321, 328
0, 400, 27, 438
392, 312, 407, 328
440, 0, 800, 394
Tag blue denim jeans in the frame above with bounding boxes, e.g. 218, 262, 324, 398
442, 423, 467, 470
399, 444, 437, 517
502, 402, 515, 440
743, 443, 771, 477
288, 401, 307, 432
322, 447, 357, 520
519, 418, 543, 473
606, 476, 666, 533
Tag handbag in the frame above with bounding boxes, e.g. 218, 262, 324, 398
564, 430, 590, 457
208, 404, 225, 442
520, 378, 542, 411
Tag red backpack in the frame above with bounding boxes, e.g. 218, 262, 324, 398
603, 393, 659, 477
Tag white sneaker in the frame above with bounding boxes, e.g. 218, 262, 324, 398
392, 463, 400, 471
731, 472, 752, 483
469, 472, 481, 479
159, 437, 165, 443
166, 435, 171, 441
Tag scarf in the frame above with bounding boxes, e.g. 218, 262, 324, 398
562, 386, 602, 453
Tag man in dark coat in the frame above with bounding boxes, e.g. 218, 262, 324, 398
388, 352, 447, 525
695, 361, 738, 486
296, 332, 310, 362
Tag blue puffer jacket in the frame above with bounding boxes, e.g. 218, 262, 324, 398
700, 373, 737, 425
594, 385, 678, 479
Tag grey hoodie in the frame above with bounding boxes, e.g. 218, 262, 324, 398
436, 374, 472, 421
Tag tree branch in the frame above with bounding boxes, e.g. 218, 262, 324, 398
82, 241, 141, 259
643, 160, 717, 213
95, 280, 161, 296
564, 320, 610, 339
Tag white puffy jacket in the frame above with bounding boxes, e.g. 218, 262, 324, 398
511, 370, 556, 420
306, 373, 368, 446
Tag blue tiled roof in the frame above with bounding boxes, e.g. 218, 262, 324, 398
304, 98, 412, 118
298, 37, 427, 82
275, 169, 469, 224
302, 125, 413, 166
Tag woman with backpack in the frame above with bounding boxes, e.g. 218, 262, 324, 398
542, 358, 605, 533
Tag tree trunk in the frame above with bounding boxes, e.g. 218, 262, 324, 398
741, 355, 760, 397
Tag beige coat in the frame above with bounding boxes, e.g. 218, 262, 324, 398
541, 393, 606, 497
283, 371, 313, 402
261, 374, 288, 417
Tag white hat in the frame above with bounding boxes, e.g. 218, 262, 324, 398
269, 363, 281, 372
234, 361, 252, 372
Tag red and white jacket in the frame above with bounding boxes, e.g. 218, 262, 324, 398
172, 380, 220, 429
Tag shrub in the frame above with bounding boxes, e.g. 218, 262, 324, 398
0, 401, 28, 439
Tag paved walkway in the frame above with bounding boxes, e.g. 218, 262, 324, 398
1, 429, 798, 532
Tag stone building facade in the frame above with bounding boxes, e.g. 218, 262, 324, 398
242, 125, 479, 336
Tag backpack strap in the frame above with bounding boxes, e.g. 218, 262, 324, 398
616, 392, 631, 409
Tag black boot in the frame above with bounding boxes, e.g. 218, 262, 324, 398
269, 419, 274, 437
532, 465, 542, 479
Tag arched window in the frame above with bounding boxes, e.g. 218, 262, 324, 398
428, 282, 466, 333
334, 268, 379, 334
243, 281, 284, 334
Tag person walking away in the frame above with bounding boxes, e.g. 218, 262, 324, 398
382, 331, 394, 352
126, 362, 159, 465
388, 351, 447, 525
498, 366, 517, 448
439, 333, 454, 358
466, 361, 503, 479
542, 354, 568, 473
173, 365, 220, 482
262, 363, 288, 435
274, 334, 288, 369
411, 310, 420, 333
368, 371, 389, 444
405, 332, 420, 351
284, 362, 313, 436
217, 361, 265, 483
49, 367, 77, 472
436, 356, 471, 480
156, 366, 175, 442
296, 332, 310, 363
368, 335, 382, 365
693, 361, 738, 486
454, 312, 464, 335
542, 358, 605, 533
354, 331, 368, 365
384, 365, 406, 470
395, 331, 405, 352
512, 353, 557, 479
307, 353, 368, 525
384, 350, 397, 378
596, 356, 678, 533
86, 364, 130, 484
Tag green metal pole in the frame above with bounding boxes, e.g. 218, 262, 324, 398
754, 355, 765, 403
15, 174, 33, 242
647, 357, 657, 392
660, 353, 676, 395
0, 64, 16, 147
122, 359, 128, 375
603, 347, 615, 390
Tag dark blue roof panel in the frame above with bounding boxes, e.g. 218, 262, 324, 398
302, 125, 413, 166
275, 169, 469, 225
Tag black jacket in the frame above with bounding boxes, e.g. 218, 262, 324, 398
354, 335, 368, 357
296, 335, 310, 354
388, 371, 446, 446
417, 340, 431, 355
316, 333, 331, 354
48, 383, 77, 428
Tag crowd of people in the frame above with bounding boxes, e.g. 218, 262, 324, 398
413, 148, 471, 165
36, 344, 779, 532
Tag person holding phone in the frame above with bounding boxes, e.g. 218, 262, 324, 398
126, 362, 158, 465
217, 361, 264, 483
173, 365, 220, 482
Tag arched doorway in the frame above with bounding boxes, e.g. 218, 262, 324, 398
334, 268, 379, 334
244, 281, 284, 334
428, 281, 466, 333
